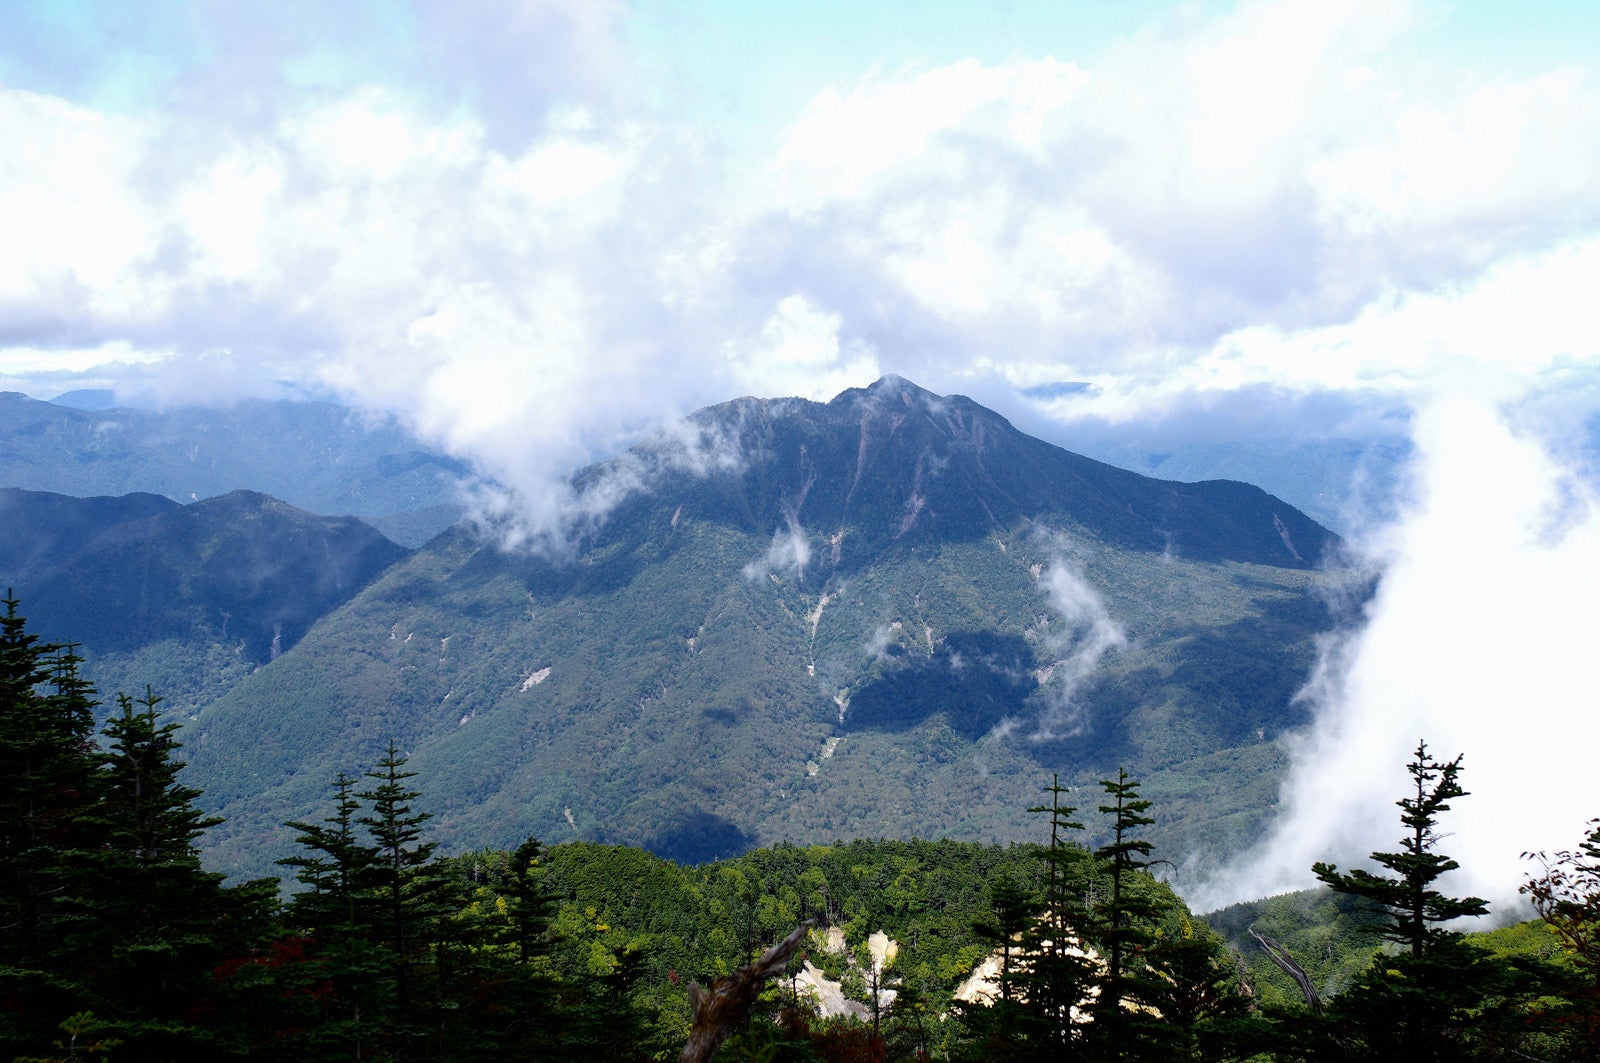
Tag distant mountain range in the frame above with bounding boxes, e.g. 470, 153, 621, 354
8, 376, 1335, 884
0, 486, 411, 720
0, 391, 466, 545
0, 378, 1362, 882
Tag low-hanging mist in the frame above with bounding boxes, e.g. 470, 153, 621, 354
1191, 395, 1600, 915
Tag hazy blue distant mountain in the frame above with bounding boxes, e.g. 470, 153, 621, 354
1, 486, 409, 717
0, 487, 178, 584
48, 388, 120, 410
169, 377, 1346, 881
1066, 436, 1408, 536
0, 392, 465, 545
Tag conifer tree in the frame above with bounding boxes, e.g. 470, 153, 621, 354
0, 598, 106, 1056
358, 740, 446, 1046
953, 874, 1041, 1058
74, 688, 271, 1062
1089, 768, 1163, 1061
1313, 741, 1488, 958
1020, 774, 1096, 1058
277, 771, 389, 1060
1312, 741, 1510, 1061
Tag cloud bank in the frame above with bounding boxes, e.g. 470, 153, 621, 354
5, 1, 1598, 519
1193, 395, 1600, 914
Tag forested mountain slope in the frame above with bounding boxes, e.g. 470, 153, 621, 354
179, 377, 1346, 880
0, 487, 409, 713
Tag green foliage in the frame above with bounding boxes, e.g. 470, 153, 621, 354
1523, 818, 1600, 1056
0, 598, 275, 1062
1307, 742, 1533, 1062
1313, 741, 1490, 959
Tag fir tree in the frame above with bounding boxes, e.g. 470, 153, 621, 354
1020, 774, 1096, 1059
74, 688, 270, 1062
0, 598, 105, 1056
358, 738, 447, 1057
1312, 741, 1511, 1061
1313, 741, 1489, 959
953, 874, 1041, 1058
1089, 768, 1163, 1061
277, 771, 389, 1060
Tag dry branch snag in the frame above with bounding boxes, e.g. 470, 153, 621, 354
680, 921, 815, 1063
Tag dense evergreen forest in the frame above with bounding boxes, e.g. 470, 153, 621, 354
3, 595, 1597, 1061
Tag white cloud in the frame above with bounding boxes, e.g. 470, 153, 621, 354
744, 519, 812, 581
0, 90, 156, 324
724, 295, 879, 401
1029, 540, 1126, 740
1193, 395, 1600, 913
3, 0, 1600, 541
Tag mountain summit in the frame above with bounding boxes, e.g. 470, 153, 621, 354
172, 379, 1341, 876
659, 374, 1331, 568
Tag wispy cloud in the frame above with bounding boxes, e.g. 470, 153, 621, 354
743, 518, 812, 582
1028, 537, 1126, 740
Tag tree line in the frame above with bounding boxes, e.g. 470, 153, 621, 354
2, 594, 1598, 1060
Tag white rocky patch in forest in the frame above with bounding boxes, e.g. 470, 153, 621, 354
807, 735, 844, 775
787, 927, 899, 1020
954, 937, 1101, 1020
521, 666, 552, 691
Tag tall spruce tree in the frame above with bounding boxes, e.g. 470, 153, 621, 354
358, 740, 451, 1059
1090, 768, 1164, 1061
1312, 741, 1511, 1061
277, 771, 389, 1060
1313, 741, 1488, 958
953, 874, 1041, 1058
1020, 774, 1096, 1059
0, 598, 105, 1056
73, 688, 271, 1062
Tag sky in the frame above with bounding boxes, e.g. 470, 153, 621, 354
4, 0, 1600, 910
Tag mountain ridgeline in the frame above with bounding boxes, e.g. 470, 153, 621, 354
130, 376, 1341, 878
0, 486, 411, 707
0, 390, 467, 545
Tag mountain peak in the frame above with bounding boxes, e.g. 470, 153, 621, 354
829, 374, 938, 409
647, 377, 1332, 570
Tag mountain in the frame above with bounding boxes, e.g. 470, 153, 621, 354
0, 392, 466, 545
173, 377, 1346, 880
0, 487, 179, 582
1, 487, 410, 714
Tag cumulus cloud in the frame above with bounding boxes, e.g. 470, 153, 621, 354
2, 0, 1600, 543
1191, 396, 1600, 914
723, 294, 880, 401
